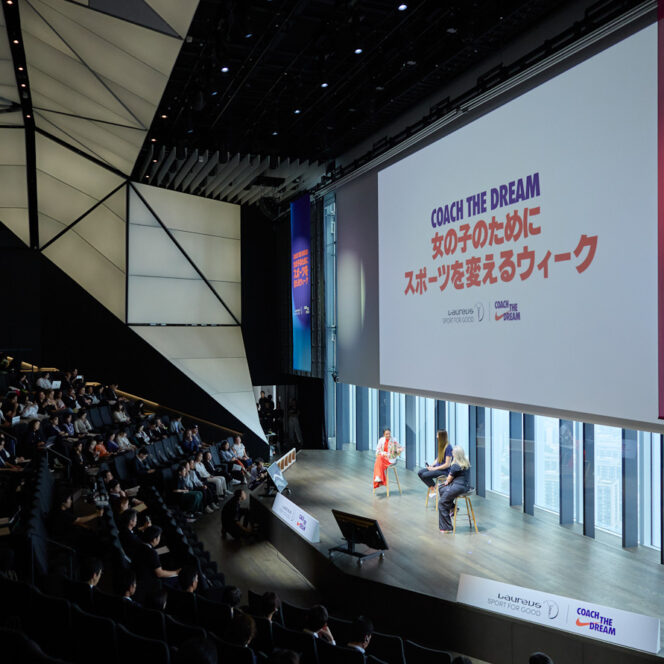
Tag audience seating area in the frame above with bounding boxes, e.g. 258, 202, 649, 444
0, 360, 468, 664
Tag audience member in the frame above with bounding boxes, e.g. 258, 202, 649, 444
529, 654, 554, 664
346, 616, 373, 654
178, 566, 199, 593
221, 585, 242, 617
227, 612, 256, 647
172, 637, 218, 664
231, 435, 253, 467
303, 605, 335, 644
221, 489, 252, 539
268, 650, 300, 664
259, 591, 281, 622
194, 450, 228, 498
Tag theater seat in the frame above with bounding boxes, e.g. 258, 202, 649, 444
116, 623, 171, 664
196, 596, 232, 637
70, 605, 118, 664
209, 634, 257, 664
280, 600, 309, 630
124, 602, 167, 642
404, 639, 451, 664
368, 631, 405, 664
316, 638, 365, 664
165, 614, 207, 647
271, 623, 318, 664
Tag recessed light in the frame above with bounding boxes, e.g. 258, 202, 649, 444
160, 114, 167, 119
321, 82, 328, 88
7, 1, 14, 5
12, 39, 19, 45
211, 90, 218, 96
20, 83, 26, 88
398, 3, 407, 10
272, 131, 278, 136
150, 138, 157, 143
354, 48, 363, 55
245, 32, 253, 39
294, 109, 301, 114
17, 66, 23, 71
152, 159, 158, 163
25, 114, 30, 118
446, 27, 457, 34
221, 66, 229, 73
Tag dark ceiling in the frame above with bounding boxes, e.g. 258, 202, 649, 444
132, 0, 643, 193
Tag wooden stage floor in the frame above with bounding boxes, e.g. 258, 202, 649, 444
259, 449, 664, 631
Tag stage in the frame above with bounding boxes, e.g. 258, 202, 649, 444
252, 449, 664, 662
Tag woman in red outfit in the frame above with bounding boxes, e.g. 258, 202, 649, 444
373, 428, 403, 489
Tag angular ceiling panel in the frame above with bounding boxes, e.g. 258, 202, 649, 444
88, 0, 178, 38
145, 0, 198, 39
43, 228, 125, 320
132, 325, 247, 360
0, 129, 28, 245
0, 209, 30, 246
211, 282, 241, 322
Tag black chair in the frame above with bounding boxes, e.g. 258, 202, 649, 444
165, 614, 207, 647
326, 616, 352, 648
0, 626, 71, 664
88, 408, 104, 430
166, 588, 198, 624
196, 595, 233, 637
367, 657, 389, 664
93, 591, 128, 622
317, 639, 366, 664
209, 634, 256, 664
251, 616, 274, 655
368, 631, 405, 664
280, 600, 309, 630
100, 406, 113, 427
0, 574, 33, 620
29, 588, 72, 660
271, 623, 318, 664
116, 623, 171, 664
63, 579, 95, 613
70, 605, 118, 664
124, 603, 167, 642
404, 640, 452, 664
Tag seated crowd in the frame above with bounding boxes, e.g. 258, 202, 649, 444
0, 358, 548, 664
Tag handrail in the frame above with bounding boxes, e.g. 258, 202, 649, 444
115, 389, 242, 438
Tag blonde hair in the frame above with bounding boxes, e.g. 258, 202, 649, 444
452, 445, 470, 469
436, 430, 450, 465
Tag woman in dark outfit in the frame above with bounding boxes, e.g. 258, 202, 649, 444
417, 430, 453, 496
438, 446, 471, 533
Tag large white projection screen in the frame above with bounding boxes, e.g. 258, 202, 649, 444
378, 25, 658, 430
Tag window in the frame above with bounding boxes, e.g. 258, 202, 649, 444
594, 425, 622, 535
454, 403, 469, 453
534, 416, 559, 513
491, 409, 510, 495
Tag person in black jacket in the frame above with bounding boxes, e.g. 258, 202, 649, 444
438, 446, 471, 533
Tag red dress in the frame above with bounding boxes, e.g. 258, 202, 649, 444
373, 437, 394, 489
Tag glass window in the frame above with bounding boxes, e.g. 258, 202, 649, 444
573, 421, 584, 524
652, 435, 661, 549
454, 403, 469, 452
534, 416, 559, 513
594, 425, 622, 535
491, 408, 510, 495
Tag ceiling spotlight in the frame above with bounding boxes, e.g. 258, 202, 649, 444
294, 108, 301, 114
211, 90, 218, 96
354, 47, 363, 55
153, 158, 158, 163
160, 114, 167, 119
245, 32, 253, 39
221, 66, 229, 73
398, 3, 407, 10
17, 66, 23, 71
25, 114, 30, 118
446, 27, 457, 34
150, 138, 156, 143
7, 1, 14, 5
12, 39, 19, 44
272, 131, 278, 136
20, 83, 26, 88
145, 175, 149, 179
375, 85, 385, 91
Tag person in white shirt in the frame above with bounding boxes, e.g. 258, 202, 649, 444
231, 435, 253, 467
116, 428, 134, 451
170, 415, 185, 436
36, 373, 52, 390
346, 616, 373, 654
112, 403, 131, 424
194, 451, 228, 498
74, 410, 93, 436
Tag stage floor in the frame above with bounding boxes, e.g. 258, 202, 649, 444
260, 449, 664, 634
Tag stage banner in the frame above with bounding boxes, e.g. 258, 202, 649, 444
457, 574, 660, 654
291, 195, 312, 372
272, 492, 320, 543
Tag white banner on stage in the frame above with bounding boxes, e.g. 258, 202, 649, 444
272, 492, 320, 543
457, 574, 660, 654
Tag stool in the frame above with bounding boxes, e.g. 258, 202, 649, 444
452, 490, 478, 534
373, 464, 402, 497
424, 476, 443, 510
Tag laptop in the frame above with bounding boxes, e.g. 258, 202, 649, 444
51, 380, 61, 389
11, 416, 20, 426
